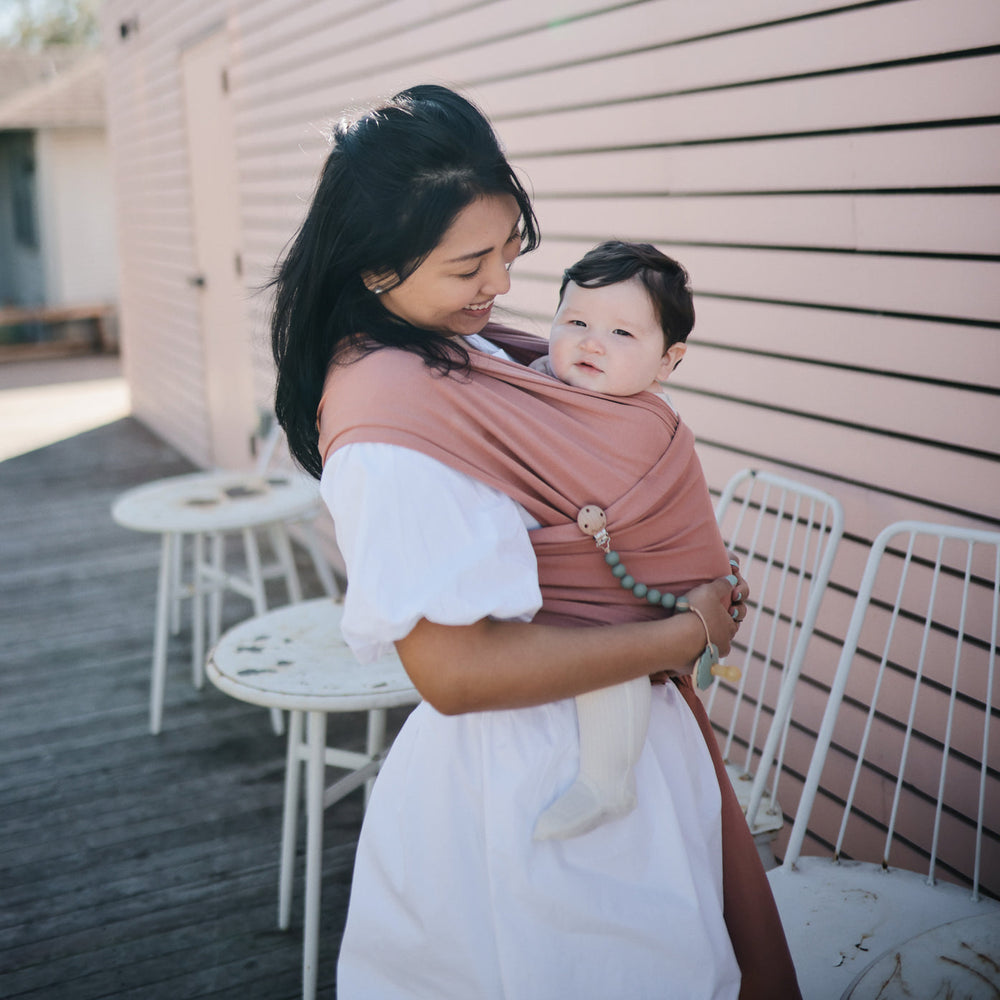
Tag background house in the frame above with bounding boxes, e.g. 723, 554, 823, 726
0, 47, 118, 349
99, 0, 1000, 892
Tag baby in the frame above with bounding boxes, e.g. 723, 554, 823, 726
530, 240, 724, 840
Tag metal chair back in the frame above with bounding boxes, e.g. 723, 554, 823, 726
710, 469, 844, 840
781, 520, 1000, 900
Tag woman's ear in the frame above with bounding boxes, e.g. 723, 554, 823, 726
361, 270, 396, 294
657, 343, 687, 382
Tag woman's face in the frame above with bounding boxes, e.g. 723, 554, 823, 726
369, 194, 522, 337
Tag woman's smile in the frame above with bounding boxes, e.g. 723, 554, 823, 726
464, 298, 495, 315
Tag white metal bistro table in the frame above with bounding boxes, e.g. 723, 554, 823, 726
840, 910, 1000, 999
112, 470, 336, 733
206, 597, 420, 1000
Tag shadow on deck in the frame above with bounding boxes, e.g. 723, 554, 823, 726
0, 415, 373, 999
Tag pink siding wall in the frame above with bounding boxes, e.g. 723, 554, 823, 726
102, 0, 1000, 893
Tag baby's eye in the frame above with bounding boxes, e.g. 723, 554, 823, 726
570, 319, 587, 328
613, 328, 633, 338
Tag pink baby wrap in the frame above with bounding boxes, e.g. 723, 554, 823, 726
320, 325, 731, 625
318, 324, 801, 999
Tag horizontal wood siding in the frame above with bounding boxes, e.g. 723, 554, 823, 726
103, 0, 1000, 893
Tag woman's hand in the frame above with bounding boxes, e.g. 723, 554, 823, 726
687, 577, 741, 658
649, 565, 750, 683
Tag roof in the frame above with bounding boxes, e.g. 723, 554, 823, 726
0, 48, 104, 129
0, 46, 83, 102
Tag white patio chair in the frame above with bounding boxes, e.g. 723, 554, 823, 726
708, 468, 844, 868
767, 520, 1000, 1000
112, 420, 339, 733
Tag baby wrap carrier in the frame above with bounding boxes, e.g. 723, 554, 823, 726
318, 324, 800, 999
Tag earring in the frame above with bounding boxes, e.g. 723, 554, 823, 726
372, 287, 384, 295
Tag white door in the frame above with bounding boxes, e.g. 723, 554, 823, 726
181, 30, 256, 469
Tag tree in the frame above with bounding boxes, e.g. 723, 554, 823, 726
1, 0, 101, 50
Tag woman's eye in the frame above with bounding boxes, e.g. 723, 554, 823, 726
458, 265, 482, 279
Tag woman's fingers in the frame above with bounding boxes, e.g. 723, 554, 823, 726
726, 564, 750, 625
686, 578, 738, 657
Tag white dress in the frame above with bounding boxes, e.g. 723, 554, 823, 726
321, 390, 741, 1000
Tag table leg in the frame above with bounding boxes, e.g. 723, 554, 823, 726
303, 710, 327, 1000
209, 531, 224, 650
191, 532, 205, 689
150, 532, 174, 735
270, 523, 303, 603
364, 708, 386, 808
242, 526, 267, 615
300, 521, 340, 598
170, 530, 183, 634
279, 709, 304, 930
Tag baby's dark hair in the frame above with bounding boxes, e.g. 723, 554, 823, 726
558, 241, 695, 348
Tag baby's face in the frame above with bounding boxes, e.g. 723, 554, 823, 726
548, 279, 684, 396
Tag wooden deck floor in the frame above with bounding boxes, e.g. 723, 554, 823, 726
0, 414, 382, 999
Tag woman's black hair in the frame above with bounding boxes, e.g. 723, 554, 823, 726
270, 84, 540, 478
558, 241, 695, 349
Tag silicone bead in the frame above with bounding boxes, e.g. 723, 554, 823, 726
588, 509, 695, 619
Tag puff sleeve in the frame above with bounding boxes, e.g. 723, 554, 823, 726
320, 442, 542, 662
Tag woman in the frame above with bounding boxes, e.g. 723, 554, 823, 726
271, 84, 800, 999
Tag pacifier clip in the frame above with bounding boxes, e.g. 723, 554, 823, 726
576, 505, 741, 690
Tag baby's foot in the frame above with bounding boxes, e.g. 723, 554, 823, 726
533, 777, 637, 840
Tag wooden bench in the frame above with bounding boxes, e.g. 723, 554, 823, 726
0, 302, 117, 359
